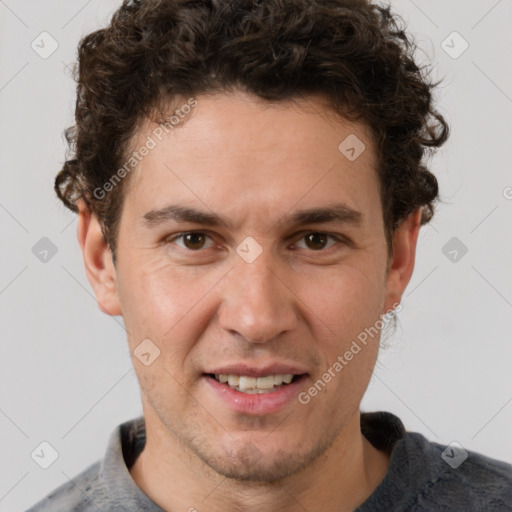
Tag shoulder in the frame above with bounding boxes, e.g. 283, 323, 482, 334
401, 432, 512, 510
25, 416, 148, 512
359, 411, 512, 511
25, 460, 106, 512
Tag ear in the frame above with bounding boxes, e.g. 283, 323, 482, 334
76, 199, 122, 316
382, 207, 423, 313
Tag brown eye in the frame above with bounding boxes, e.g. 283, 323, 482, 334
305, 232, 328, 250
182, 232, 207, 250
294, 232, 340, 251
165, 231, 219, 258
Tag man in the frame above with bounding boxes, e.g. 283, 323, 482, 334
28, 0, 512, 510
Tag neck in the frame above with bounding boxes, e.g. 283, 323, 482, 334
129, 408, 390, 512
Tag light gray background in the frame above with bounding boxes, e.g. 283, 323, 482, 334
1, 0, 511, 510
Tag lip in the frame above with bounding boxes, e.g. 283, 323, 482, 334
202, 373, 308, 415
205, 363, 308, 378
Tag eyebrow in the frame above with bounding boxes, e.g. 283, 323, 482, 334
141, 203, 363, 230
142, 205, 225, 227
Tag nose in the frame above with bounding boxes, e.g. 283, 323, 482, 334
217, 250, 298, 344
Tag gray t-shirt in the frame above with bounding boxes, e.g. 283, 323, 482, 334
26, 411, 512, 511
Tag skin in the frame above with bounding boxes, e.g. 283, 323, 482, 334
77, 91, 422, 512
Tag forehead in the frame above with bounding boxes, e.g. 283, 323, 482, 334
122, 92, 381, 230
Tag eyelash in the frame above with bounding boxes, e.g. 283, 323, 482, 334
165, 231, 349, 253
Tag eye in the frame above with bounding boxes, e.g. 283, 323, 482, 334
168, 231, 215, 251
294, 232, 341, 251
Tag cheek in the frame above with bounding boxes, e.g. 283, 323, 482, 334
296, 260, 385, 345
117, 260, 215, 403
116, 255, 224, 355
299, 265, 383, 409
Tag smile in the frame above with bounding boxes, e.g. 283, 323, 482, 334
210, 373, 297, 393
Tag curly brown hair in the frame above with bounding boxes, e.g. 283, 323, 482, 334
56, 0, 449, 261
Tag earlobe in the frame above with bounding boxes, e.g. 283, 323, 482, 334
76, 199, 122, 316
383, 208, 423, 313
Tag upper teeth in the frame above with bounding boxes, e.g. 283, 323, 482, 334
216, 374, 294, 393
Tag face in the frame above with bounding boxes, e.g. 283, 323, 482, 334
85, 92, 417, 482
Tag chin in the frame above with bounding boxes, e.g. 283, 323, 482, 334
204, 453, 309, 483
194, 432, 338, 483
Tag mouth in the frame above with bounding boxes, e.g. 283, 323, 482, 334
205, 373, 304, 394
202, 364, 309, 414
